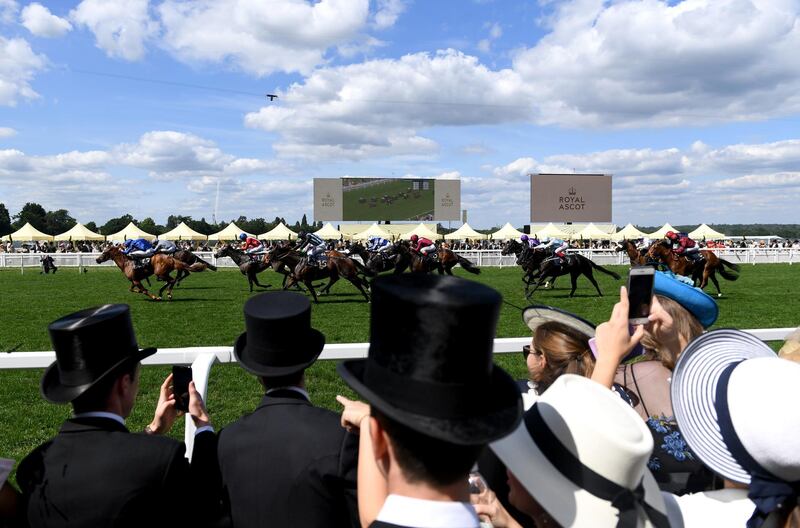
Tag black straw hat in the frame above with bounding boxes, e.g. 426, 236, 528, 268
41, 304, 156, 404
338, 274, 522, 445
233, 292, 325, 378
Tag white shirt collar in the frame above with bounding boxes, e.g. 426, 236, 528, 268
73, 411, 125, 426
265, 386, 310, 402
376, 494, 479, 528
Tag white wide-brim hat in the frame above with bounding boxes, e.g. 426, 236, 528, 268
672, 329, 800, 484
491, 375, 671, 527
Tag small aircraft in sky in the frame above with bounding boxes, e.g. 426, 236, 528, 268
266, 94, 278, 101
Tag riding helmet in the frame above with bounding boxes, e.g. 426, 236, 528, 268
239, 233, 247, 241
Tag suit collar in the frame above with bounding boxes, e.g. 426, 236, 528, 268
61, 416, 129, 434
257, 390, 311, 409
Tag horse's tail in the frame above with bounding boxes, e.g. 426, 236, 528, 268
352, 258, 376, 277
172, 259, 207, 273
456, 254, 480, 275
586, 256, 621, 280
717, 258, 740, 281
194, 255, 217, 271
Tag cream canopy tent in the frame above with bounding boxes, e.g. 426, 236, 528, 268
259, 222, 297, 240
160, 222, 207, 241
401, 223, 441, 240
444, 223, 487, 240
573, 223, 614, 240
352, 223, 392, 241
610, 223, 648, 241
105, 222, 157, 242
491, 223, 525, 241
531, 222, 570, 240
1, 222, 53, 242
314, 223, 348, 240
208, 222, 251, 241
54, 223, 105, 241
648, 223, 679, 239
688, 224, 726, 240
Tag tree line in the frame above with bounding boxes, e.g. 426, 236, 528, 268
0, 202, 323, 238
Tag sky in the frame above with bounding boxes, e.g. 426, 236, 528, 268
1, 0, 800, 229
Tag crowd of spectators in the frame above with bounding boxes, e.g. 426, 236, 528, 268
1, 270, 798, 528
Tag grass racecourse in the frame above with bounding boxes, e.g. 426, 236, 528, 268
1, 264, 798, 480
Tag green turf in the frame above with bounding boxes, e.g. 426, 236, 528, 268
342, 178, 434, 220
1, 264, 797, 481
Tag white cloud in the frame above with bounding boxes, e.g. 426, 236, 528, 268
21, 3, 72, 38
0, 0, 18, 23
372, 0, 406, 29
245, 49, 530, 160
712, 172, 800, 190
70, 0, 157, 61
0, 36, 47, 106
158, 0, 371, 76
0, 126, 16, 137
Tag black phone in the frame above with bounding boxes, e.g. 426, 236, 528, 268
172, 366, 192, 412
627, 266, 655, 325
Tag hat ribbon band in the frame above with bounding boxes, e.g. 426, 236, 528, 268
715, 361, 800, 528
525, 405, 669, 528
363, 362, 490, 419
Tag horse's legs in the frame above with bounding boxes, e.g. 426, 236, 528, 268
305, 280, 319, 303
569, 271, 580, 297
708, 270, 722, 296
321, 274, 338, 295
584, 269, 603, 297
134, 280, 159, 301
251, 271, 269, 289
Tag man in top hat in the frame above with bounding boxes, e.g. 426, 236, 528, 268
217, 291, 359, 528
15, 304, 222, 527
337, 274, 523, 528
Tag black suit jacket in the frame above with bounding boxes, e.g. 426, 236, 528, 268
16, 417, 221, 528
217, 391, 358, 528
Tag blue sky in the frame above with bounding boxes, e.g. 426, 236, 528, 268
1, 0, 800, 228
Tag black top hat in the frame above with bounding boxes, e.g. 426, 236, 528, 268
338, 274, 522, 445
41, 304, 156, 404
233, 292, 325, 378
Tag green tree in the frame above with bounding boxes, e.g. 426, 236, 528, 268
0, 203, 11, 236
138, 217, 163, 235
84, 221, 99, 233
12, 202, 47, 231
100, 214, 136, 236
44, 209, 76, 235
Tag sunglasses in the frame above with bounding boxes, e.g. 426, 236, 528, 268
522, 345, 542, 360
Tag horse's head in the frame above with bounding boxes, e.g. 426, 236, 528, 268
502, 240, 521, 256
614, 240, 630, 253
213, 243, 231, 258
96, 245, 118, 264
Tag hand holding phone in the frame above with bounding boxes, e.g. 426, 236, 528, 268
171, 366, 192, 413
627, 266, 655, 325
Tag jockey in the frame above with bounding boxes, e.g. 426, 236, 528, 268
296, 231, 327, 265
153, 238, 177, 254
535, 237, 569, 264
367, 235, 392, 253
239, 233, 264, 257
122, 238, 155, 269
636, 237, 651, 251
410, 234, 436, 258
519, 234, 537, 249
665, 231, 701, 262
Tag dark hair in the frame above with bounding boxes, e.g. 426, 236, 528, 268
259, 371, 305, 391
532, 321, 594, 393
371, 408, 482, 487
72, 360, 139, 413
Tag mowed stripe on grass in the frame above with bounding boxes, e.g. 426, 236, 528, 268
0, 264, 797, 476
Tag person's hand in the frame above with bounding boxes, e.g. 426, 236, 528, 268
471, 489, 523, 528
645, 295, 678, 345
336, 395, 370, 432
595, 286, 646, 364
148, 373, 180, 435
188, 381, 211, 429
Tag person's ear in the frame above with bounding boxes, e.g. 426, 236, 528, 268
369, 416, 390, 476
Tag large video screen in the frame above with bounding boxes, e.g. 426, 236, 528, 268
530, 173, 612, 223
314, 178, 460, 221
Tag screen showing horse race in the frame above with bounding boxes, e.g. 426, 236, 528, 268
530, 173, 612, 223
313, 178, 460, 221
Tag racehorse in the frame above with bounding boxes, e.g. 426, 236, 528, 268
214, 244, 271, 292
348, 242, 393, 275
268, 246, 371, 303
436, 247, 480, 275
263, 242, 306, 289
391, 241, 441, 274
96, 245, 204, 301
526, 251, 621, 299
646, 241, 740, 296
503, 240, 549, 289
172, 249, 216, 286
615, 239, 649, 266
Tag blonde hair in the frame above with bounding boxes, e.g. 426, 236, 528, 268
641, 295, 703, 370
778, 328, 800, 364
532, 321, 594, 392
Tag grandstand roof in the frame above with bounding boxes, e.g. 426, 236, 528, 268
610, 223, 648, 241
351, 223, 392, 240
444, 223, 487, 240
531, 223, 570, 239
401, 223, 441, 240
106, 222, 157, 242
529, 223, 617, 235
314, 223, 348, 240
54, 223, 105, 241
259, 222, 297, 240
648, 223, 678, 238
688, 224, 726, 240
208, 222, 252, 241
572, 223, 614, 240
160, 222, 207, 241
491, 223, 524, 240
1, 222, 53, 242
339, 223, 437, 238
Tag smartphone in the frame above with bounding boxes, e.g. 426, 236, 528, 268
627, 266, 655, 325
172, 366, 192, 412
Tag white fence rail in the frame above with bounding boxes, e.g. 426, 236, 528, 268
0, 248, 797, 271
0, 328, 793, 370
